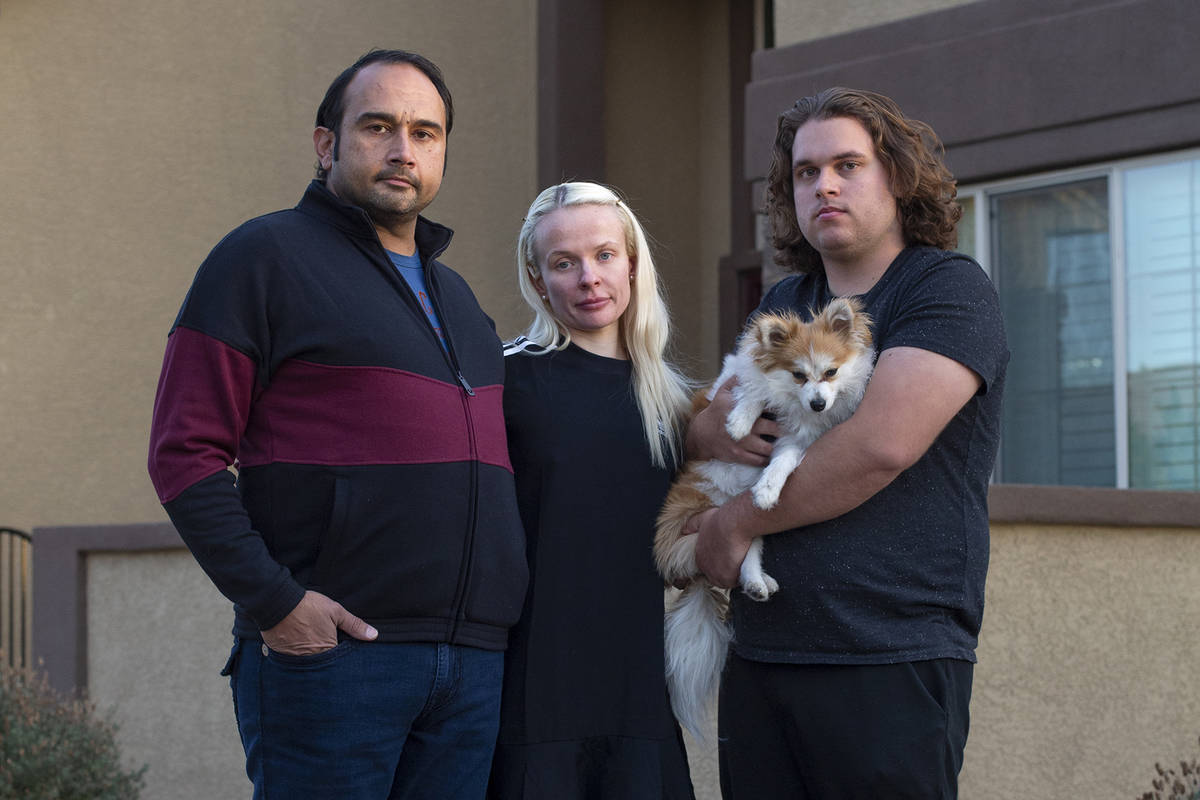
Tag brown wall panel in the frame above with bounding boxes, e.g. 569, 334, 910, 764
745, 0, 1200, 183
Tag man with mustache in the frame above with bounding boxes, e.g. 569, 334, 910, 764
148, 50, 527, 799
687, 88, 1009, 799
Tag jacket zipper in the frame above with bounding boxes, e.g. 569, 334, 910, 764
448, 382, 480, 642
367, 223, 481, 643
456, 371, 475, 396
418, 259, 481, 640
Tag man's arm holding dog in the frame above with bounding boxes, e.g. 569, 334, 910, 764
691, 345, 982, 588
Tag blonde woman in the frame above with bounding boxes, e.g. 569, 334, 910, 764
488, 183, 695, 799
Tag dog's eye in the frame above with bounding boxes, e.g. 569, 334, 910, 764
823, 368, 838, 379
791, 371, 807, 384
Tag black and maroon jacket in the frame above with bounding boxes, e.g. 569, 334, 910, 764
148, 181, 528, 650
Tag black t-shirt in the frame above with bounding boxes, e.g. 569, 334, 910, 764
490, 343, 694, 799
731, 246, 1009, 665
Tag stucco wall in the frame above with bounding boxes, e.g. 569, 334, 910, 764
961, 523, 1200, 799
78, 520, 1200, 799
87, 550, 244, 799
0, 0, 537, 537
15, 1, 1200, 798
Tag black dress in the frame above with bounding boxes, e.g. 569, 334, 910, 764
488, 342, 694, 800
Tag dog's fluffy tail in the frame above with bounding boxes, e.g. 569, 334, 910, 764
664, 581, 731, 743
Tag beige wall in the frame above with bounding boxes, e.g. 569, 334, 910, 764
962, 523, 1200, 799
15, 1, 1200, 798
0, 0, 537, 537
87, 551, 245, 799
80, 520, 1200, 799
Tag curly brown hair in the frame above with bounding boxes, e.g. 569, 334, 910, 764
764, 87, 961, 274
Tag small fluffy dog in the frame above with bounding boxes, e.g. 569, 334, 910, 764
654, 297, 874, 740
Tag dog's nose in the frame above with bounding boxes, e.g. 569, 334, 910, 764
810, 397, 826, 412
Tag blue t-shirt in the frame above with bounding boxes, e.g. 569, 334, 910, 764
388, 250, 446, 350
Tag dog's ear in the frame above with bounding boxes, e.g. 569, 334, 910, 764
754, 314, 793, 349
823, 298, 873, 347
824, 298, 854, 335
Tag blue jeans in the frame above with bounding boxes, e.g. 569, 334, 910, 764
222, 638, 504, 800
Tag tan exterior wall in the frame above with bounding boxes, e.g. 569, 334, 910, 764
0, 0, 537, 538
962, 523, 1200, 799
14, 1, 1200, 798
76, 519, 1200, 799
87, 550, 244, 799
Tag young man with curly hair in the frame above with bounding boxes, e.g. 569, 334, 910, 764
687, 88, 1009, 798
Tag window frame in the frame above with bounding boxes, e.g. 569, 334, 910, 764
958, 146, 1200, 490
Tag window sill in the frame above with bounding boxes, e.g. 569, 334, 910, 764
989, 484, 1200, 528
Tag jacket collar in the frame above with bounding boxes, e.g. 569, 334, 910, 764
296, 179, 454, 264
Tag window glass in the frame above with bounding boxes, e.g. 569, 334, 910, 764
1124, 159, 1200, 489
992, 179, 1114, 486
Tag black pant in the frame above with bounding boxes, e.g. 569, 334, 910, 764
718, 653, 972, 799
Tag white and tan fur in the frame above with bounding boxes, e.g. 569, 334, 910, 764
654, 297, 874, 740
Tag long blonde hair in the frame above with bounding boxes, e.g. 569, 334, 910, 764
515, 182, 690, 468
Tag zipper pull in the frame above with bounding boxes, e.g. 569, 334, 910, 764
457, 372, 476, 396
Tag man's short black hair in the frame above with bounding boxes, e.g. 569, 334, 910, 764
314, 50, 453, 181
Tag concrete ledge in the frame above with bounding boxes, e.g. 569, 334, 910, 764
989, 484, 1200, 529
32, 522, 182, 693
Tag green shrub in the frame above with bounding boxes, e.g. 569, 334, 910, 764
1136, 736, 1200, 800
0, 658, 146, 800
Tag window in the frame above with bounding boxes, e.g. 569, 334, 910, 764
957, 150, 1200, 490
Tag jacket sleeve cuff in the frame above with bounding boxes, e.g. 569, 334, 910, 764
248, 577, 308, 632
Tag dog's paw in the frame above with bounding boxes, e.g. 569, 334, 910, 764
725, 414, 754, 442
743, 573, 780, 602
742, 577, 770, 602
742, 579, 768, 601
751, 477, 783, 509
